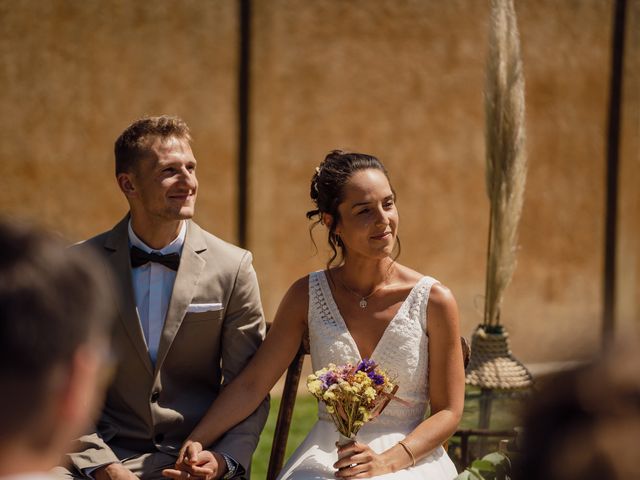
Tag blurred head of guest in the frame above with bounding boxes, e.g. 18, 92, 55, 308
0, 220, 116, 477
516, 342, 640, 480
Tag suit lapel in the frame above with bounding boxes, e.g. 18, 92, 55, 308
104, 215, 154, 376
154, 220, 207, 374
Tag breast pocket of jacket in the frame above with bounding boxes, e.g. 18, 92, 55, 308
176, 303, 225, 368
183, 302, 224, 323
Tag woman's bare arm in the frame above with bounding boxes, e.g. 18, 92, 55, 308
384, 283, 465, 469
182, 276, 309, 451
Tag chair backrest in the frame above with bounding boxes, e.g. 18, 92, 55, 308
266, 329, 310, 480
266, 330, 470, 479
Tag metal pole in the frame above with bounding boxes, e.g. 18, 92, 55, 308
477, 388, 493, 455
237, 0, 251, 248
602, 0, 628, 347
478, 388, 493, 429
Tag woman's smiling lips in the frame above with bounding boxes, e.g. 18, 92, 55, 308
370, 231, 392, 240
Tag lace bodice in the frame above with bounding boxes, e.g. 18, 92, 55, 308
308, 271, 437, 426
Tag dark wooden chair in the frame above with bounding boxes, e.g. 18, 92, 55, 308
266, 332, 471, 479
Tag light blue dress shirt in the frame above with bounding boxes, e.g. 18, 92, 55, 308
128, 220, 186, 364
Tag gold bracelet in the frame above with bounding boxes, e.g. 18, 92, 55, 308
398, 440, 416, 467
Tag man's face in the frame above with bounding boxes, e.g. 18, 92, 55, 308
122, 136, 198, 222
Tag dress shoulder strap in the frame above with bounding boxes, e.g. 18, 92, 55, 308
307, 271, 337, 329
411, 275, 439, 333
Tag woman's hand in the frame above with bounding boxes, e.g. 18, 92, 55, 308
334, 441, 393, 478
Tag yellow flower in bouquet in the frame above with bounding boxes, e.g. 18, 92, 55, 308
306, 359, 398, 441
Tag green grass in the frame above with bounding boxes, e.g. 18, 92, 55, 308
251, 394, 318, 478
251, 388, 525, 477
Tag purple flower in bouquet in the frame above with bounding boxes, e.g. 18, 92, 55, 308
356, 358, 377, 373
356, 359, 385, 385
367, 371, 385, 386
318, 370, 339, 389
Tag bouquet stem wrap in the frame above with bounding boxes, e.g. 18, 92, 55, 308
337, 432, 357, 448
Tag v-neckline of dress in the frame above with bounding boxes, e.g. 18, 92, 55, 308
318, 270, 426, 362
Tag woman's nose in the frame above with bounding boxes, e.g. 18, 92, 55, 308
374, 207, 389, 226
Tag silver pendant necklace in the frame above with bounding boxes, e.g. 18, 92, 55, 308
336, 275, 387, 309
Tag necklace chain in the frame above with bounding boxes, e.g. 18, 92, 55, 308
335, 274, 387, 309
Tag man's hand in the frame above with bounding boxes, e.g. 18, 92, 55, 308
94, 463, 139, 480
162, 442, 227, 480
176, 440, 203, 467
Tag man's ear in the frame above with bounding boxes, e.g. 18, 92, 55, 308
117, 172, 136, 198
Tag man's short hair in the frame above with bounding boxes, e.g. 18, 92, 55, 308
0, 221, 115, 442
114, 115, 192, 175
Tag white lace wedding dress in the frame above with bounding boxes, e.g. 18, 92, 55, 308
277, 271, 458, 479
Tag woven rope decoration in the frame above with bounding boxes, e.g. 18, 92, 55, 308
465, 326, 533, 389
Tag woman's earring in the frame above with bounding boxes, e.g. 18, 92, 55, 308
333, 232, 343, 247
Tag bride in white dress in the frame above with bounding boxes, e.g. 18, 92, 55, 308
164, 151, 465, 479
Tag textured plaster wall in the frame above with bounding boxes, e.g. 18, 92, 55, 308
249, 0, 623, 362
0, 0, 636, 362
0, 0, 238, 242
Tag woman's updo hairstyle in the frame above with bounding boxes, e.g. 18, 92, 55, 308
307, 150, 398, 266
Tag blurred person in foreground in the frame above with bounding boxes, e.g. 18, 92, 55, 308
59, 116, 267, 480
516, 341, 640, 479
0, 221, 115, 480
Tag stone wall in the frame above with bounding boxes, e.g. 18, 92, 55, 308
1, 0, 637, 362
0, 0, 238, 241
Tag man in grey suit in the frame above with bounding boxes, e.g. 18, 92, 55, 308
62, 116, 268, 480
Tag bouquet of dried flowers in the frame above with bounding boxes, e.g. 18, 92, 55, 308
307, 358, 398, 445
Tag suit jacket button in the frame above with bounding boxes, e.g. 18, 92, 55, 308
151, 390, 160, 402
155, 433, 164, 443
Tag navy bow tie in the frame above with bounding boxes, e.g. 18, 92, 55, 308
130, 246, 180, 271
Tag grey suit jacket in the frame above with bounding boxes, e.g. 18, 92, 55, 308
69, 216, 269, 476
